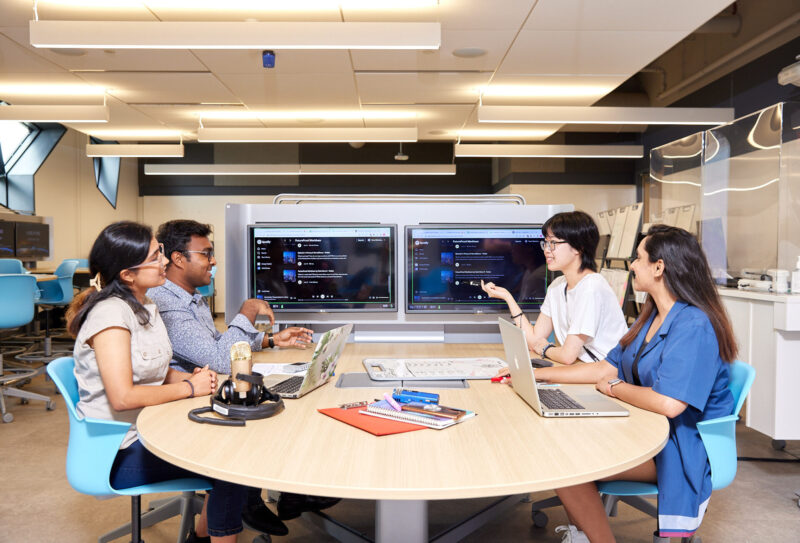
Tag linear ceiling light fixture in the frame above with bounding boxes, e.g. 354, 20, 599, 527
478, 106, 735, 125
197, 110, 417, 121
144, 163, 455, 176
454, 144, 644, 158
29, 21, 441, 50
197, 127, 417, 142
86, 143, 185, 158
39, 0, 439, 9
0, 104, 108, 122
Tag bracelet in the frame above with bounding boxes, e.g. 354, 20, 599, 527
267, 331, 275, 349
510, 311, 524, 319
183, 379, 195, 398
541, 343, 556, 359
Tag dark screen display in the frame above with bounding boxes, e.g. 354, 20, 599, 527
249, 225, 396, 312
407, 225, 548, 313
15, 222, 49, 259
0, 221, 14, 257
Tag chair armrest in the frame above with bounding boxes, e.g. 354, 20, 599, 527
697, 414, 738, 490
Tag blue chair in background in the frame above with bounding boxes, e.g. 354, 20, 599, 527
597, 360, 756, 543
17, 259, 80, 362
46, 357, 211, 543
0, 258, 26, 274
196, 265, 216, 314
0, 274, 55, 423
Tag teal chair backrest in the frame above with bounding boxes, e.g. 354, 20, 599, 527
196, 265, 216, 297
0, 259, 26, 274
46, 357, 130, 497
0, 274, 38, 329
699, 359, 756, 490
38, 259, 80, 305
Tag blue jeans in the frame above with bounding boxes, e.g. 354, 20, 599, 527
110, 440, 247, 537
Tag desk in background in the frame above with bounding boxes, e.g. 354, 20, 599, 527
719, 288, 800, 444
137, 343, 668, 543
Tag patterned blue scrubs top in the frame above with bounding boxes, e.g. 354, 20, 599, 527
605, 301, 733, 538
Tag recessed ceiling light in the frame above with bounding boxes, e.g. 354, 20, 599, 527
452, 47, 486, 58
48, 47, 87, 56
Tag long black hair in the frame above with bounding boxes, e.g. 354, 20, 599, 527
542, 210, 599, 272
67, 221, 154, 337
620, 224, 737, 362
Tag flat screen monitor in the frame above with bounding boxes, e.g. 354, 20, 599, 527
406, 225, 548, 313
0, 221, 14, 257
14, 221, 49, 259
249, 224, 396, 312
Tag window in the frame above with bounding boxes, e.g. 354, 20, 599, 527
0, 119, 33, 168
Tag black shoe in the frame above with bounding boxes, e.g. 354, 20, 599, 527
277, 493, 342, 520
184, 532, 210, 543
241, 502, 289, 536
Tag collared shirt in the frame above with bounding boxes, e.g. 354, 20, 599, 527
606, 301, 733, 538
148, 278, 265, 374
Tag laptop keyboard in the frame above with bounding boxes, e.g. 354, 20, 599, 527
538, 388, 585, 410
270, 375, 304, 395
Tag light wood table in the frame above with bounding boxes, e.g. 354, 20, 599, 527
137, 343, 668, 543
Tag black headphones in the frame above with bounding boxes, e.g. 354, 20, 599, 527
188, 372, 284, 427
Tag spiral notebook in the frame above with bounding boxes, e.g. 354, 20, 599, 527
360, 400, 474, 430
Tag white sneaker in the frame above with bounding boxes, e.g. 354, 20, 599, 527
555, 524, 590, 543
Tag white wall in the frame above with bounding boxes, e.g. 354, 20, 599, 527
33, 129, 141, 269
141, 194, 279, 309
497, 184, 637, 216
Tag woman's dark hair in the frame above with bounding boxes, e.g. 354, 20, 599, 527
156, 219, 212, 265
67, 221, 154, 337
620, 224, 738, 363
542, 210, 599, 272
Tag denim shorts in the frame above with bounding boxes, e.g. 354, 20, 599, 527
110, 439, 247, 537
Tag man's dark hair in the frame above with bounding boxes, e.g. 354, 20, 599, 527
156, 219, 212, 265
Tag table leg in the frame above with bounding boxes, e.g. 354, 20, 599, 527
375, 500, 428, 543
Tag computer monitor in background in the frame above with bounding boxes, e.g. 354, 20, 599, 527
0, 221, 14, 257
406, 225, 548, 313
249, 224, 396, 312
14, 221, 49, 259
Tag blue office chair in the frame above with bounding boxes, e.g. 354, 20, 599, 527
17, 259, 80, 362
0, 258, 26, 274
46, 357, 212, 543
0, 274, 55, 423
196, 265, 216, 313
597, 360, 756, 543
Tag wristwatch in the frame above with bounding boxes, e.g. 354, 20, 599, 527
607, 378, 623, 397
267, 331, 275, 349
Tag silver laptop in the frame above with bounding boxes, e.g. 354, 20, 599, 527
263, 323, 353, 398
498, 319, 628, 417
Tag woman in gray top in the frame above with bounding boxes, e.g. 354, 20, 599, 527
67, 221, 245, 543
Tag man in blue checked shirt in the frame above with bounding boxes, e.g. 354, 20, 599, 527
148, 219, 338, 538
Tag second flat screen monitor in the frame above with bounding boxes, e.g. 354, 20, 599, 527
407, 225, 548, 313
250, 224, 396, 312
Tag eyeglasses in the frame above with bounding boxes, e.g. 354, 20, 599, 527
539, 239, 569, 252
184, 248, 214, 260
128, 243, 165, 270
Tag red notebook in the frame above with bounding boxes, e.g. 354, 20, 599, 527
318, 407, 426, 436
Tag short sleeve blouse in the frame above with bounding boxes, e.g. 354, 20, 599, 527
73, 296, 173, 449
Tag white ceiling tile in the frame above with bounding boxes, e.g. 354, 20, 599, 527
193, 49, 352, 75
77, 72, 239, 104
0, 32, 66, 73
498, 30, 687, 76
1, 27, 207, 72
218, 73, 360, 109
525, 0, 735, 31
351, 29, 510, 72
0, 1, 40, 28
361, 104, 473, 140
357, 72, 489, 105
0, 72, 107, 104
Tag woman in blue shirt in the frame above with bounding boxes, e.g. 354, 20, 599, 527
535, 225, 737, 543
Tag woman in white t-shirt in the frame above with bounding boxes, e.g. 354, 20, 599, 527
482, 211, 627, 365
